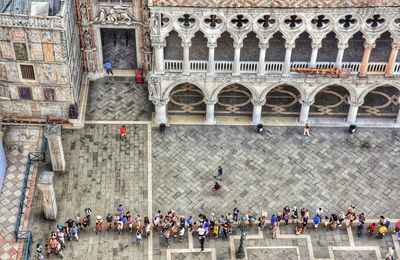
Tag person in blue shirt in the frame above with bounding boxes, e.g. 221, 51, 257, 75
104, 61, 114, 75
313, 215, 321, 230
270, 214, 277, 228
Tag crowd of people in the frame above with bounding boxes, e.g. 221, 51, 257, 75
35, 204, 400, 259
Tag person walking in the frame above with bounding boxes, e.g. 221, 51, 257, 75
313, 215, 321, 230
164, 229, 171, 248
104, 61, 114, 75
84, 208, 92, 226
271, 224, 278, 240
198, 226, 206, 251
357, 221, 364, 237
303, 123, 310, 136
178, 226, 185, 243
136, 229, 143, 246
291, 206, 298, 223
96, 216, 103, 236
368, 223, 377, 236
214, 166, 224, 181
106, 213, 113, 231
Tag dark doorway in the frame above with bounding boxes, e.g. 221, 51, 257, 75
101, 28, 137, 69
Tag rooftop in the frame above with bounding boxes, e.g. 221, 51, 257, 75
150, 0, 399, 8
0, 0, 62, 16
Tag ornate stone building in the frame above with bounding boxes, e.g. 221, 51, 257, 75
0, 0, 83, 121
148, 0, 400, 126
80, 0, 149, 78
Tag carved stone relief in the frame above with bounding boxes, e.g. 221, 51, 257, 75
53, 45, 67, 61
0, 63, 7, 81
0, 42, 14, 59
83, 30, 92, 49
148, 76, 161, 102
0, 28, 9, 41
80, 2, 89, 24
38, 65, 69, 84
94, 6, 137, 25
28, 30, 42, 43
13, 43, 28, 60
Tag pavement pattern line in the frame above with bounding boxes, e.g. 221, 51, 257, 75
328, 246, 382, 260
147, 123, 153, 260
244, 246, 301, 260
347, 225, 356, 247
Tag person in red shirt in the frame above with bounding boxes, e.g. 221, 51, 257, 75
120, 124, 127, 140
368, 223, 376, 236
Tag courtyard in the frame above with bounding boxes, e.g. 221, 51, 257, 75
25, 123, 400, 259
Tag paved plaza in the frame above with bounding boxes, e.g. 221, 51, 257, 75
22, 123, 400, 259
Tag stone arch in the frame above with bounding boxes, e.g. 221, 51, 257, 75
262, 84, 302, 117
358, 83, 400, 101
317, 31, 339, 62
358, 84, 400, 118
164, 30, 182, 60
265, 31, 286, 62
309, 82, 356, 103
291, 31, 312, 62
163, 80, 210, 101
369, 31, 392, 62
167, 82, 207, 114
215, 31, 235, 60
309, 84, 352, 117
342, 31, 364, 62
214, 83, 255, 115
241, 31, 259, 61
189, 31, 208, 60
211, 81, 259, 101
260, 83, 305, 102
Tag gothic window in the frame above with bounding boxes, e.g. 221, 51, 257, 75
257, 15, 276, 29
44, 88, 55, 101
204, 15, 222, 29
284, 15, 302, 29
311, 15, 329, 29
13, 43, 28, 60
231, 15, 249, 29
178, 14, 196, 28
366, 15, 385, 29
18, 87, 32, 100
20, 64, 35, 80
338, 15, 357, 29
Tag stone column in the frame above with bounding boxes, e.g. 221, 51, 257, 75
232, 42, 242, 76
204, 99, 217, 124
309, 43, 321, 68
384, 43, 400, 77
359, 43, 376, 77
299, 100, 313, 124
154, 42, 166, 74
283, 43, 295, 76
251, 99, 266, 125
335, 43, 348, 68
154, 99, 169, 124
347, 99, 363, 125
207, 42, 216, 76
182, 41, 191, 75
37, 171, 57, 220
396, 109, 400, 125
257, 43, 268, 76
45, 124, 65, 172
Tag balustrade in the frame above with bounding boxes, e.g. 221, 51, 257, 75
215, 61, 233, 72
0, 13, 65, 30
341, 62, 361, 74
290, 62, 308, 69
265, 62, 284, 73
394, 63, 400, 75
239, 62, 258, 73
367, 62, 387, 74
164, 60, 183, 72
190, 61, 208, 72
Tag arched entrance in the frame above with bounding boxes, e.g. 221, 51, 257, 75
358, 86, 399, 119
310, 85, 350, 117
215, 84, 252, 115
168, 83, 205, 115
262, 85, 301, 116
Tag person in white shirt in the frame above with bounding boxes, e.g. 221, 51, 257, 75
197, 227, 206, 251
179, 227, 185, 242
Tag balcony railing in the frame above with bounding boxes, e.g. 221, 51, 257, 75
165, 60, 183, 72
215, 61, 233, 72
190, 60, 207, 72
265, 62, 284, 73
367, 62, 387, 74
394, 63, 400, 75
164, 60, 395, 77
240, 62, 258, 73
0, 13, 65, 30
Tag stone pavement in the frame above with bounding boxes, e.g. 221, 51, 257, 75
0, 126, 42, 260
152, 125, 400, 218
85, 77, 153, 121
28, 124, 149, 259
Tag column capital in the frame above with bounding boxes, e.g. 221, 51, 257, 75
300, 99, 314, 106
207, 42, 217, 48
363, 42, 376, 49
311, 43, 322, 49
392, 42, 400, 49
45, 124, 62, 137
258, 43, 269, 49
285, 43, 295, 50
204, 99, 218, 105
338, 43, 349, 49
251, 99, 266, 106
153, 98, 169, 106
233, 42, 243, 49
152, 40, 166, 48
181, 41, 192, 48
348, 98, 364, 107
